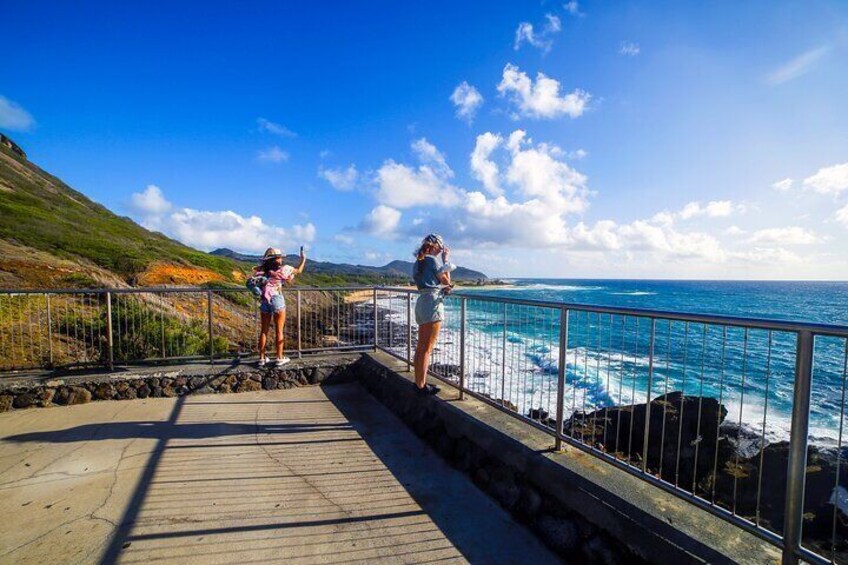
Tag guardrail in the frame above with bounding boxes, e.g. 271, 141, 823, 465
2, 285, 847, 564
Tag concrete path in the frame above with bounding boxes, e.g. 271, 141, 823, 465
0, 383, 560, 564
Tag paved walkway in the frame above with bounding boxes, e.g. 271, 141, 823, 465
0, 383, 560, 564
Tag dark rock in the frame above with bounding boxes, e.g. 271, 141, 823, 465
0, 395, 14, 412
13, 394, 37, 409
583, 534, 619, 565
537, 514, 580, 554
263, 377, 278, 390
123, 387, 137, 400
173, 376, 187, 387
488, 466, 520, 509
189, 376, 206, 390
151, 386, 163, 398
66, 386, 91, 405
136, 384, 151, 399
94, 383, 115, 401
115, 382, 130, 395
161, 385, 177, 398
515, 485, 543, 519
567, 392, 728, 488
236, 379, 262, 393
36, 388, 55, 406
160, 377, 173, 387
195, 386, 215, 395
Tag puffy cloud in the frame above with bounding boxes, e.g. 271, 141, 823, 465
497, 64, 590, 119
725, 226, 746, 236
319, 164, 358, 191
504, 130, 589, 214
748, 226, 821, 245
766, 45, 830, 85
514, 14, 561, 53
470, 133, 503, 196
130, 185, 172, 215
374, 139, 461, 208
731, 247, 801, 264
129, 185, 314, 253
257, 146, 289, 163
256, 117, 296, 137
360, 205, 401, 237
450, 82, 484, 122
772, 178, 793, 191
835, 204, 848, 228
678, 200, 736, 220
0, 95, 35, 132
617, 221, 726, 262
619, 42, 640, 56
803, 162, 848, 196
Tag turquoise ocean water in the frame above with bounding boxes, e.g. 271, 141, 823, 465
443, 280, 848, 444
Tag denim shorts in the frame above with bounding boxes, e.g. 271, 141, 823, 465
415, 290, 444, 325
260, 294, 286, 314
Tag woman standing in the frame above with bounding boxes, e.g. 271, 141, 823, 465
250, 247, 306, 367
412, 234, 455, 394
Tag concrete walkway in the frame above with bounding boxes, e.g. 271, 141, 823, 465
0, 383, 560, 564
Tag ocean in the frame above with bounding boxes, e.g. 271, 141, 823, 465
407, 280, 848, 446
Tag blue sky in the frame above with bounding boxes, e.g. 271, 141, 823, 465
2, 1, 847, 279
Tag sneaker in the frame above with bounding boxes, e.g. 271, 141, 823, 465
275, 357, 291, 368
258, 358, 267, 367
425, 384, 441, 395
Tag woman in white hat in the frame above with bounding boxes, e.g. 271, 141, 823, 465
412, 234, 455, 395
252, 247, 306, 367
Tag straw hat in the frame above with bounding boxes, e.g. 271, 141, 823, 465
262, 247, 283, 260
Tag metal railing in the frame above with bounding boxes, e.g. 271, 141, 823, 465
2, 284, 848, 564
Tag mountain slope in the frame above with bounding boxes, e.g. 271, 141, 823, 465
0, 144, 245, 287
210, 249, 489, 281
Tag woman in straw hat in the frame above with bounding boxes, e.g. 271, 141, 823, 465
252, 247, 306, 367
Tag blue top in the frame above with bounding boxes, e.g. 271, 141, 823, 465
413, 256, 444, 290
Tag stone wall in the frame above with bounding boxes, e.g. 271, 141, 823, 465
0, 355, 358, 412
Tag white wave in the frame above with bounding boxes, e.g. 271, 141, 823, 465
495, 284, 606, 292
609, 291, 657, 296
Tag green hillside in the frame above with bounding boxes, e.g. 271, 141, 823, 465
0, 143, 243, 282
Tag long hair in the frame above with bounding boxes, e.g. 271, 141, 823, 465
412, 243, 435, 276
260, 257, 280, 275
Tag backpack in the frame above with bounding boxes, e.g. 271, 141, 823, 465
246, 274, 268, 298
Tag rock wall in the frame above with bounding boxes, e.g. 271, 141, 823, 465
0, 356, 358, 412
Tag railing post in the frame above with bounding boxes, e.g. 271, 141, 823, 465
105, 292, 114, 371
46, 293, 54, 367
207, 290, 214, 365
555, 308, 569, 451
782, 330, 814, 565
406, 292, 412, 371
459, 297, 466, 400
373, 287, 379, 351
642, 318, 657, 472
296, 290, 302, 358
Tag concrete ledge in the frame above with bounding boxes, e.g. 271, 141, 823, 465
0, 354, 359, 411
354, 351, 782, 565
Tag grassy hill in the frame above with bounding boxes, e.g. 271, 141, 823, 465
0, 143, 244, 287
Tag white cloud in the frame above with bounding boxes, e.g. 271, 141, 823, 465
772, 178, 793, 191
564, 1, 581, 16
256, 117, 296, 137
334, 234, 355, 246
619, 42, 640, 56
360, 205, 401, 237
748, 226, 821, 245
0, 95, 35, 132
129, 186, 315, 253
732, 247, 801, 264
767, 45, 830, 85
836, 204, 848, 228
803, 162, 848, 196
678, 200, 736, 220
514, 14, 561, 53
130, 185, 172, 215
257, 146, 289, 163
725, 226, 746, 236
411, 138, 452, 177
497, 64, 590, 119
567, 148, 588, 160
319, 164, 358, 191
450, 81, 484, 122
375, 139, 461, 209
470, 133, 503, 196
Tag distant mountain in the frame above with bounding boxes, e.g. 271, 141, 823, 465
210, 248, 489, 281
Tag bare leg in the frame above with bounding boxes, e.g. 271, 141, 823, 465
259, 312, 272, 359
274, 311, 286, 359
414, 321, 441, 389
